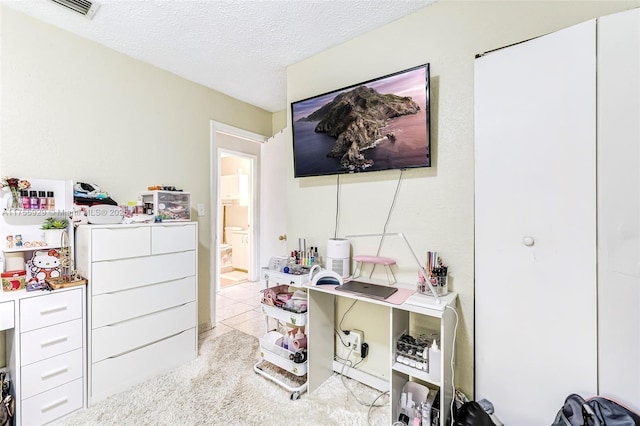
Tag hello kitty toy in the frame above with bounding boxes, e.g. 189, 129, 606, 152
29, 249, 61, 283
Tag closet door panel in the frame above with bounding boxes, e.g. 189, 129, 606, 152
597, 8, 640, 411
475, 20, 596, 425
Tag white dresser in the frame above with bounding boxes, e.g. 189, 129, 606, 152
75, 222, 198, 405
5, 286, 86, 426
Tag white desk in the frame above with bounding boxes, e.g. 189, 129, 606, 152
306, 279, 457, 425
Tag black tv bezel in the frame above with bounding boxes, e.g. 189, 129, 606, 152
291, 63, 431, 179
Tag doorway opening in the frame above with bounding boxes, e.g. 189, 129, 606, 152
219, 152, 252, 289
210, 121, 265, 331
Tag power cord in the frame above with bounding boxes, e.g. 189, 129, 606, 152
334, 174, 341, 239
375, 169, 404, 257
334, 328, 350, 347
338, 299, 358, 333
337, 347, 389, 425
367, 390, 390, 425
445, 305, 459, 424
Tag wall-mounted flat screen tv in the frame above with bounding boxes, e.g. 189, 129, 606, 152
291, 63, 431, 178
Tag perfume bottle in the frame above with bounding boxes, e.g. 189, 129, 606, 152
47, 191, 55, 211
38, 191, 47, 210
29, 191, 38, 210
21, 191, 30, 209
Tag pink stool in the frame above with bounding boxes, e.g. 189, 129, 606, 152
352, 255, 397, 284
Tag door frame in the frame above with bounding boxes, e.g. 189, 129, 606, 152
210, 121, 266, 325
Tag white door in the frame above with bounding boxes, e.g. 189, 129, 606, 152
597, 8, 640, 410
259, 129, 288, 269
474, 20, 597, 425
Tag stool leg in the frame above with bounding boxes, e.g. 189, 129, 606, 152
386, 265, 397, 284
368, 263, 376, 279
353, 262, 361, 279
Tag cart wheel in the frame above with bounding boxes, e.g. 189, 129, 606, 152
290, 391, 300, 401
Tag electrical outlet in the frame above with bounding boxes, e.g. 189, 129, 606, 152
345, 329, 363, 354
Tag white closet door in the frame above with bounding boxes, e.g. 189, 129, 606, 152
597, 8, 640, 411
474, 20, 597, 425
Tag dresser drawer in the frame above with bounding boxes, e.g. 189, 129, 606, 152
22, 378, 83, 426
21, 318, 83, 366
21, 348, 83, 399
0, 301, 14, 331
152, 224, 196, 254
91, 328, 195, 404
91, 250, 196, 295
91, 276, 196, 328
20, 289, 82, 332
92, 301, 196, 362
91, 226, 151, 261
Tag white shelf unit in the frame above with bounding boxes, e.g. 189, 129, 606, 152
1, 179, 74, 277
254, 268, 309, 400
307, 281, 457, 425
75, 222, 198, 405
2, 286, 87, 426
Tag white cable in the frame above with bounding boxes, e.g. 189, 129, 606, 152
367, 390, 390, 425
445, 305, 459, 424
337, 348, 387, 410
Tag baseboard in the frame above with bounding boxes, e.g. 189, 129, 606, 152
332, 360, 389, 392
198, 321, 213, 335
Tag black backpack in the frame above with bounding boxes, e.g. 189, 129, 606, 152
552, 394, 640, 426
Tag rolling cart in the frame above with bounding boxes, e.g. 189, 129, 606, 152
253, 268, 309, 400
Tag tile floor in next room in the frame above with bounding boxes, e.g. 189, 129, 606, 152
211, 280, 266, 339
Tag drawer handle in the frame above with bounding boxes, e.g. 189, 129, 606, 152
41, 366, 69, 380
41, 397, 68, 412
41, 336, 68, 347
40, 305, 68, 315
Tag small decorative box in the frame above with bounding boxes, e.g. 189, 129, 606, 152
1, 270, 26, 291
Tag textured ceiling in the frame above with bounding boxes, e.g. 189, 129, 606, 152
2, 0, 435, 112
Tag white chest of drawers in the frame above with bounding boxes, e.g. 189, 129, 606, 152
5, 286, 86, 426
75, 222, 198, 405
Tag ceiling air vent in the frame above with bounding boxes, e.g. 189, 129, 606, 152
49, 0, 100, 19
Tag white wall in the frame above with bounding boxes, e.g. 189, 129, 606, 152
0, 6, 273, 339
285, 0, 640, 397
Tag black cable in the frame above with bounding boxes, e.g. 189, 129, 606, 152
334, 328, 350, 347
376, 169, 404, 256
334, 174, 340, 239
338, 299, 358, 332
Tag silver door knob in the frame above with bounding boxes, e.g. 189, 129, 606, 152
522, 236, 535, 247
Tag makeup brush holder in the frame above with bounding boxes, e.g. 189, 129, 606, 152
417, 275, 448, 297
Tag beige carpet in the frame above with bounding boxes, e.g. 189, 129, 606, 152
56, 330, 389, 426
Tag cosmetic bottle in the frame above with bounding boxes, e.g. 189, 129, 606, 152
429, 339, 440, 382
20, 191, 30, 209
288, 331, 295, 351
38, 191, 47, 210
47, 191, 55, 211
29, 191, 39, 210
